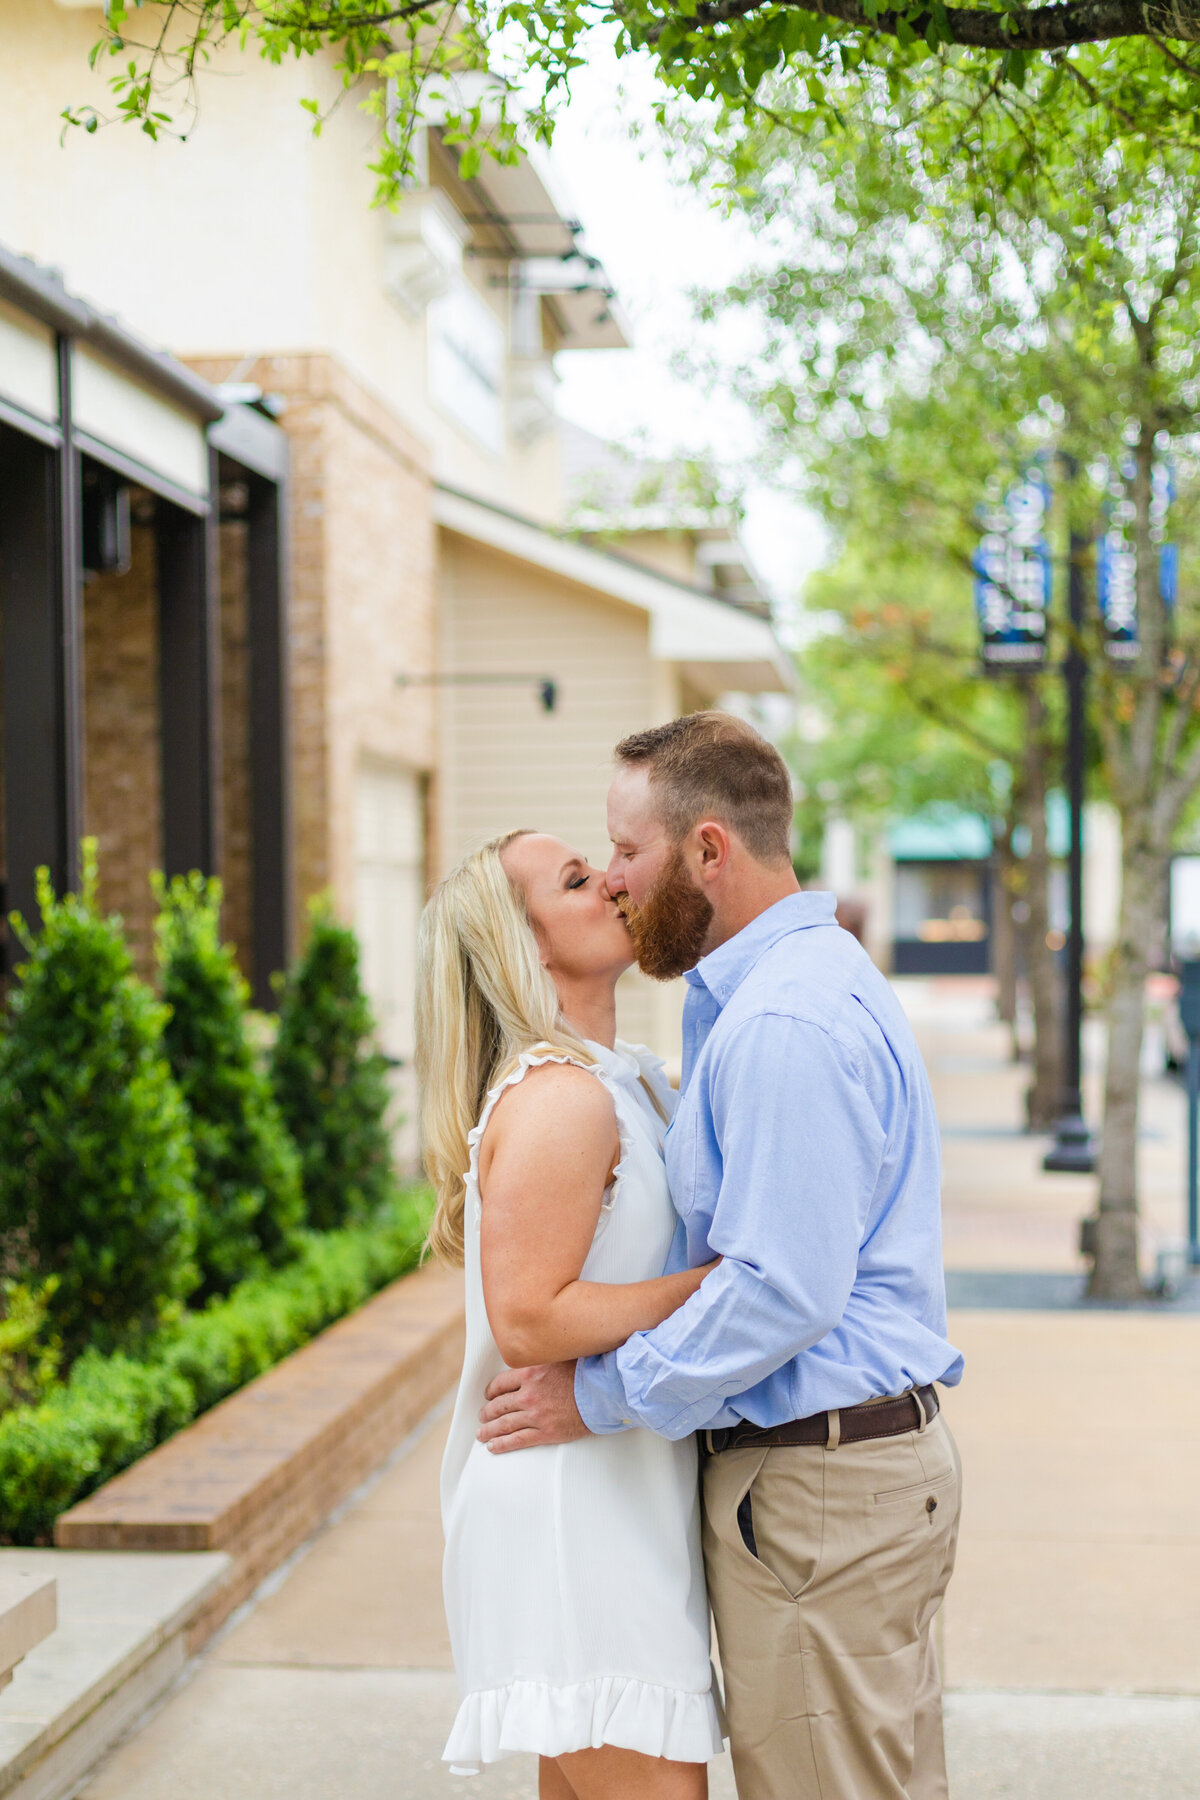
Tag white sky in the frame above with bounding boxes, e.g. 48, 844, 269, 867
546, 51, 829, 628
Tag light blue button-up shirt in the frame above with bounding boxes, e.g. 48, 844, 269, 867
575, 891, 963, 1439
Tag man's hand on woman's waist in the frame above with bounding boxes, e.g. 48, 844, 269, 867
478, 1360, 590, 1451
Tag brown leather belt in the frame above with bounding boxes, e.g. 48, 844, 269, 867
702, 1384, 939, 1455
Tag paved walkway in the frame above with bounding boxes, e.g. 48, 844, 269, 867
76, 980, 1200, 1799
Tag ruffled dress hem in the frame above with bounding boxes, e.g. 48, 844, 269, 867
443, 1674, 725, 1773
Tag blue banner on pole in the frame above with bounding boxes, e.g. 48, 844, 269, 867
1096, 460, 1175, 661
973, 474, 1052, 669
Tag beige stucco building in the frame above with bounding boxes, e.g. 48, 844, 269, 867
0, 0, 792, 1125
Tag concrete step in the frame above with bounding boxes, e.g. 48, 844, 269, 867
0, 1578, 56, 1697
0, 1548, 227, 1800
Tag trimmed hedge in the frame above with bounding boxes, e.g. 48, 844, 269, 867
0, 848, 198, 1356
0, 1187, 432, 1545
156, 872, 304, 1298
272, 900, 395, 1230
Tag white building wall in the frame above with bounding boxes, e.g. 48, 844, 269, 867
0, 0, 565, 522
820, 818, 857, 899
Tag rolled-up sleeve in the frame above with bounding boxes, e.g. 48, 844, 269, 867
575, 1011, 887, 1438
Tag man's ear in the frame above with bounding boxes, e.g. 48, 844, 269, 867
695, 820, 732, 880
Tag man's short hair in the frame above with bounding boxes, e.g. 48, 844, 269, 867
615, 711, 793, 865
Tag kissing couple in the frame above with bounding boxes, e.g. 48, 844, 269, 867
416, 711, 964, 1800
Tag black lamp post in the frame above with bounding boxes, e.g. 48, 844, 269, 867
1043, 528, 1096, 1173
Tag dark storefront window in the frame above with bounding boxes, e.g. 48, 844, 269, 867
893, 860, 991, 975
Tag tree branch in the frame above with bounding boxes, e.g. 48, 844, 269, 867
258, 0, 436, 32
907, 682, 1022, 764
253, 0, 1200, 51
670, 0, 1200, 51
1156, 719, 1200, 834
1159, 657, 1200, 777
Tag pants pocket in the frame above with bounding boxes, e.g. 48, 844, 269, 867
737, 1487, 758, 1557
874, 1466, 959, 1516
739, 1448, 825, 1602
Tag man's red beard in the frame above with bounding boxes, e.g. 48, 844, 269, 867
618, 846, 715, 982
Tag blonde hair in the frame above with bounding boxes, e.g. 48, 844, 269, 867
415, 830, 597, 1265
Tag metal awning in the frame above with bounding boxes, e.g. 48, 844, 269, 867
437, 131, 631, 352
889, 810, 993, 862
0, 243, 293, 997
0, 244, 221, 510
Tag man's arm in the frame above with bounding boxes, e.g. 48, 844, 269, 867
481, 1010, 886, 1448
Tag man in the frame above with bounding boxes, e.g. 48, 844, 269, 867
480, 711, 963, 1800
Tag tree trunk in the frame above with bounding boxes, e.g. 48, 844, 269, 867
1023, 685, 1062, 1129
992, 823, 1020, 1059
1090, 829, 1165, 1299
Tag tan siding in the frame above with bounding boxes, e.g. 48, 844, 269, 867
438, 533, 650, 860
437, 531, 684, 1058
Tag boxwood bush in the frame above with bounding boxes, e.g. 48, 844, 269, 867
0, 847, 198, 1357
0, 1186, 432, 1545
156, 873, 305, 1299
271, 899, 395, 1230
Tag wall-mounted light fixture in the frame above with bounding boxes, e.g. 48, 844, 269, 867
396, 671, 558, 713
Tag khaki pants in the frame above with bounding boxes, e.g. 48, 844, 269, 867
702, 1408, 961, 1800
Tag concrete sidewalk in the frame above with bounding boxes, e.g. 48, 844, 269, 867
75, 980, 1200, 1799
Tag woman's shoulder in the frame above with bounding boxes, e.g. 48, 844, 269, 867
470, 1051, 612, 1157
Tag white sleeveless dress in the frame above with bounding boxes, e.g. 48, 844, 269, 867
440, 1039, 724, 1775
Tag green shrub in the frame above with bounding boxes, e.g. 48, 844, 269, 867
0, 1186, 431, 1543
271, 899, 394, 1230
0, 845, 197, 1357
0, 1278, 62, 1413
155, 872, 305, 1299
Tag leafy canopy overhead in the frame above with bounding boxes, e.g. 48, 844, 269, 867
68, 0, 1200, 201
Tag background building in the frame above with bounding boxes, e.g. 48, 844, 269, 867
0, 2, 793, 1122
0, 247, 290, 997
819, 800, 1122, 979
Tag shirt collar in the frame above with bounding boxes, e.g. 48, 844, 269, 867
685, 891, 838, 1008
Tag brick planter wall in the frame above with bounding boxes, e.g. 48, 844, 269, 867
56, 1260, 465, 1652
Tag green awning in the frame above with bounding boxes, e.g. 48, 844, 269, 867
888, 808, 993, 862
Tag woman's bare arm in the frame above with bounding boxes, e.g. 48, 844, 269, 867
478, 1062, 716, 1368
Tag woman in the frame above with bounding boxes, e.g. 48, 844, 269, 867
417, 829, 724, 1799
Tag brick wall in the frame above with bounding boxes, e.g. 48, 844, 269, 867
79, 508, 258, 983
188, 355, 438, 937
217, 517, 253, 982
83, 518, 161, 970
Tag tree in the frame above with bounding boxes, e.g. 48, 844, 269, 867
795, 532, 1066, 1121
65, 1, 1200, 206
689, 85, 1200, 1297
270, 900, 395, 1230
156, 873, 306, 1299
0, 846, 198, 1357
